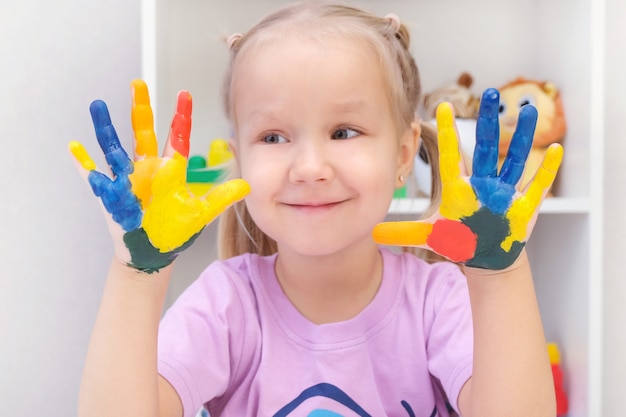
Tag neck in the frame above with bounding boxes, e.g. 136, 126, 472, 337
275, 241, 383, 324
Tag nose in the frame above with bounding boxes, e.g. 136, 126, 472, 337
288, 139, 334, 184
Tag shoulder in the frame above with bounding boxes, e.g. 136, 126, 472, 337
163, 253, 276, 324
380, 248, 469, 317
158, 254, 275, 413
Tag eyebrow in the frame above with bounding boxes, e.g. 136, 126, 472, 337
330, 99, 370, 114
244, 109, 282, 124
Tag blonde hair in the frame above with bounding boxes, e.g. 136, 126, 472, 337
218, 1, 441, 260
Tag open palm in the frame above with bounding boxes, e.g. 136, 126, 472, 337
69, 80, 249, 273
373, 88, 563, 270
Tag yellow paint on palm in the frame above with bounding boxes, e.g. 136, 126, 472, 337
142, 153, 251, 252
69, 141, 96, 171
131, 79, 158, 158
502, 144, 564, 251
436, 103, 478, 220
372, 221, 433, 246
129, 157, 162, 209
142, 153, 197, 251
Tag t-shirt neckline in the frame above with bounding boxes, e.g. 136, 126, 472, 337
255, 248, 403, 348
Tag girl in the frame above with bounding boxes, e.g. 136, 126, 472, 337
72, 1, 562, 416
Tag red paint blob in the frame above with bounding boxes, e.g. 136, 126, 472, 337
426, 219, 477, 263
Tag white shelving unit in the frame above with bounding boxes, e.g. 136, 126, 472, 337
143, 0, 604, 415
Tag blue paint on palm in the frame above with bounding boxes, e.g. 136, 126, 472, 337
88, 170, 142, 231
470, 88, 537, 215
469, 177, 516, 215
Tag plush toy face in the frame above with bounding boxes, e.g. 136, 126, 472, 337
498, 80, 565, 156
423, 72, 479, 120
424, 85, 478, 119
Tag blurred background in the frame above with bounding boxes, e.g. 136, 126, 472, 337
0, 0, 625, 415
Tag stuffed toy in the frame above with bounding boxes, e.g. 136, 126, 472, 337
415, 73, 479, 197
497, 77, 566, 193
422, 72, 480, 120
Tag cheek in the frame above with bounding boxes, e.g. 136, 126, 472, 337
347, 152, 398, 209
238, 149, 270, 183
237, 151, 279, 212
352, 148, 398, 185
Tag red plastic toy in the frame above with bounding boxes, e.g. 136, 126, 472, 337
548, 343, 569, 416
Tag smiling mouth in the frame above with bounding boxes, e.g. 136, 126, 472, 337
289, 202, 339, 208
284, 200, 346, 210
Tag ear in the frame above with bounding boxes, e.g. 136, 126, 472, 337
396, 121, 421, 187
228, 138, 239, 162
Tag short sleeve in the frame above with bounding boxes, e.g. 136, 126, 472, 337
157, 260, 256, 417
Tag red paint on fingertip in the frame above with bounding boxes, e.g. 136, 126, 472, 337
171, 91, 192, 157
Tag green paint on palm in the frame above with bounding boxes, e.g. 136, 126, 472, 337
123, 227, 202, 273
461, 207, 525, 269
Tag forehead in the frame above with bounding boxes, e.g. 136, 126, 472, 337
231, 34, 390, 114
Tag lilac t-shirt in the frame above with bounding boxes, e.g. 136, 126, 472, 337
158, 248, 473, 417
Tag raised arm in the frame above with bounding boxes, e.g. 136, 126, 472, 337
373, 88, 561, 416
459, 90, 558, 417
72, 80, 249, 417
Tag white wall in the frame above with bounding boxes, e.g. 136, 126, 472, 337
603, 0, 626, 414
0, 0, 141, 414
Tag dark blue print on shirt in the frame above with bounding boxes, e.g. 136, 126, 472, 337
272, 382, 438, 417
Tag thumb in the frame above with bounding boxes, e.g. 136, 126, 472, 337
200, 179, 251, 224
372, 220, 434, 247
68, 140, 96, 183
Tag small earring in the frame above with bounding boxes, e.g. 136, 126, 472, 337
399, 174, 405, 182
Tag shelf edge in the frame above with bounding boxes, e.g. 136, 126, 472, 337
387, 197, 590, 216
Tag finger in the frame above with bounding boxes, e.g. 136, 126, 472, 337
499, 104, 537, 186
69, 141, 135, 243
520, 143, 563, 212
502, 144, 563, 250
436, 103, 479, 220
200, 178, 250, 223
163, 90, 192, 158
131, 79, 158, 159
372, 221, 433, 247
67, 141, 111, 196
436, 102, 462, 184
68, 140, 96, 173
473, 88, 500, 178
148, 153, 190, 199
90, 100, 133, 177
68, 140, 99, 188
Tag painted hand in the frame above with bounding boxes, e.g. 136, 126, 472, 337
69, 80, 250, 273
373, 88, 563, 270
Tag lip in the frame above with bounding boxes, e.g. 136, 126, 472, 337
282, 199, 347, 212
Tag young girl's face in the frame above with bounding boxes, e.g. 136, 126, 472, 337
230, 34, 415, 257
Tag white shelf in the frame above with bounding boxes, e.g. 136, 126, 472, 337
388, 197, 590, 216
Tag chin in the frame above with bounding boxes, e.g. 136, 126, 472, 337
279, 231, 377, 259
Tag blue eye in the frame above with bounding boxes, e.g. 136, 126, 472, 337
262, 133, 287, 144
331, 127, 359, 140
